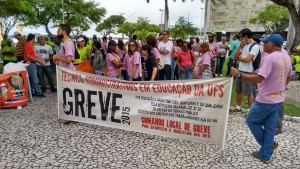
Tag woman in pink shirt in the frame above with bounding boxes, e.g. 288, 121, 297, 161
106, 40, 123, 79
194, 42, 213, 79
123, 40, 142, 81
117, 39, 128, 80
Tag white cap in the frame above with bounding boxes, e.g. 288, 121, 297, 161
77, 38, 85, 43
13, 31, 21, 37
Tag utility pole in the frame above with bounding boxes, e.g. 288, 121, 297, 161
187, 12, 190, 23
200, 8, 203, 41
62, 0, 64, 24
159, 9, 165, 30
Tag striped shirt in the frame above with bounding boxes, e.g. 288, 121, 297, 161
15, 38, 27, 57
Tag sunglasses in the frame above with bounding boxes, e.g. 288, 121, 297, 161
208, 36, 213, 38
163, 34, 167, 36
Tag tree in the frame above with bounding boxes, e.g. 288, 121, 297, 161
118, 22, 137, 38
118, 17, 161, 39
169, 16, 198, 39
146, 0, 197, 30
270, 0, 300, 50
64, 0, 106, 36
23, 0, 106, 36
0, 16, 19, 36
249, 4, 289, 33
0, 0, 34, 36
96, 15, 125, 36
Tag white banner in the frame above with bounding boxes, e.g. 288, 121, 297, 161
57, 66, 233, 150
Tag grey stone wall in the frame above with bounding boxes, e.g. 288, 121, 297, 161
206, 0, 272, 33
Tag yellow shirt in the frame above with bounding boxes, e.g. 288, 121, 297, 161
74, 47, 88, 64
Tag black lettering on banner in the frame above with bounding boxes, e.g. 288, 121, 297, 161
122, 107, 130, 125
99, 92, 111, 121
111, 93, 122, 123
63, 88, 73, 115
87, 90, 97, 119
75, 89, 85, 117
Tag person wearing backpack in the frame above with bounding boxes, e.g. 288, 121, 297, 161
233, 28, 260, 113
231, 33, 293, 163
53, 24, 75, 69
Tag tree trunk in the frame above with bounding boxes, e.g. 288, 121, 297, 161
44, 23, 53, 37
164, 0, 169, 30
272, 0, 300, 50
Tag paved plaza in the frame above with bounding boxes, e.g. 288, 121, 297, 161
0, 91, 300, 169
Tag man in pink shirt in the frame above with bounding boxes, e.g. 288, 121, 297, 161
208, 32, 220, 77
101, 36, 108, 56
231, 34, 293, 164
53, 24, 75, 69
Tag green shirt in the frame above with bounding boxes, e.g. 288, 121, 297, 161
294, 55, 300, 72
229, 39, 240, 59
3, 45, 17, 61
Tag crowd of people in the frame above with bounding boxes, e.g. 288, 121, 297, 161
0, 24, 295, 164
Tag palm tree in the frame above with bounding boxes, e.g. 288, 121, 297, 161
146, 0, 227, 30
146, 0, 197, 30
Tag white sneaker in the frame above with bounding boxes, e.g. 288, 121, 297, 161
220, 74, 223, 77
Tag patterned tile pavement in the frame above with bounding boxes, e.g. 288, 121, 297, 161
0, 92, 299, 169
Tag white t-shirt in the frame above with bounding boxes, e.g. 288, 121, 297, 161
34, 44, 53, 66
158, 41, 173, 65
238, 42, 259, 73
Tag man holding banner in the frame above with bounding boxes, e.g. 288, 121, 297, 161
231, 34, 292, 163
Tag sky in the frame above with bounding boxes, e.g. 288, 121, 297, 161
9, 0, 205, 37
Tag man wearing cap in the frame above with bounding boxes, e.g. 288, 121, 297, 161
24, 33, 46, 97
231, 34, 293, 163
208, 32, 221, 77
14, 31, 27, 62
2, 39, 17, 66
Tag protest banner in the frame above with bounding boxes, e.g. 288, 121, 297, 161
57, 66, 233, 150
0, 71, 28, 108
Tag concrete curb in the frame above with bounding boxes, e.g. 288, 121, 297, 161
284, 115, 300, 123
230, 107, 300, 123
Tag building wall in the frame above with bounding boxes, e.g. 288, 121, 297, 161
204, 0, 272, 36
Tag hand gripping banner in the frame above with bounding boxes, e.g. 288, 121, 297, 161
57, 66, 233, 150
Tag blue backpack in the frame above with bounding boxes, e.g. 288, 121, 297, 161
249, 42, 261, 70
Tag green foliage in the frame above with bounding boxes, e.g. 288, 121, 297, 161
118, 22, 137, 38
18, 0, 106, 36
169, 16, 198, 39
118, 17, 161, 39
0, 0, 34, 17
64, 0, 106, 35
249, 4, 289, 33
96, 15, 125, 36
0, 0, 34, 36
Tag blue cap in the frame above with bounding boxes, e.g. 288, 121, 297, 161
259, 34, 284, 47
